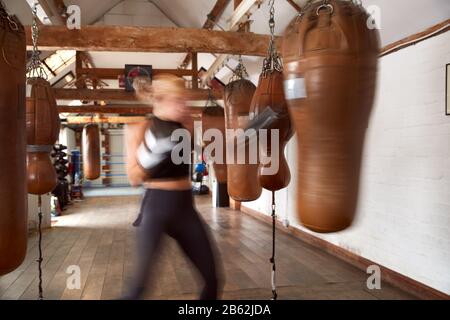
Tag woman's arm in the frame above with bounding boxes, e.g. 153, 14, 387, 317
125, 121, 149, 187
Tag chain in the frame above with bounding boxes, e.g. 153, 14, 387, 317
229, 56, 249, 83
37, 195, 44, 300
261, 0, 282, 77
270, 191, 277, 300
27, 3, 47, 79
204, 88, 220, 108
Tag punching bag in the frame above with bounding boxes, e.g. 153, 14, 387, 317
26, 78, 60, 195
0, 3, 28, 276
202, 106, 227, 183
224, 77, 262, 202
251, 71, 293, 191
82, 124, 101, 180
283, 0, 379, 232
0, 7, 27, 275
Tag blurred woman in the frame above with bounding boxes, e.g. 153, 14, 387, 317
123, 74, 220, 300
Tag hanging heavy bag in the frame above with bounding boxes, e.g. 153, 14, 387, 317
224, 59, 262, 202
82, 123, 101, 180
0, 5, 27, 276
250, 22, 294, 191
202, 104, 227, 184
282, 0, 379, 232
26, 78, 60, 195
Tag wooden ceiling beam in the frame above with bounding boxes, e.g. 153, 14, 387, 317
64, 116, 147, 124
58, 104, 204, 115
25, 25, 281, 56
64, 115, 201, 124
202, 0, 265, 83
53, 88, 223, 101
179, 0, 231, 68
77, 67, 195, 79
286, 0, 302, 13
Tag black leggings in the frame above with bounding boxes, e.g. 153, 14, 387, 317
125, 188, 219, 300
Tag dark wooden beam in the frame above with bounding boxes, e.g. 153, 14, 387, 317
77, 67, 195, 80
65, 116, 147, 124
25, 25, 281, 56
286, 0, 302, 13
191, 53, 199, 89
53, 88, 223, 101
380, 19, 450, 57
58, 104, 204, 115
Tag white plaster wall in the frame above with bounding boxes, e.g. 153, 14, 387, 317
243, 31, 450, 294
27, 194, 52, 231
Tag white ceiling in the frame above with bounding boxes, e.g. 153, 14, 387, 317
3, 0, 449, 83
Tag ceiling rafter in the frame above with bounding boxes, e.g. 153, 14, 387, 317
201, 0, 265, 84
179, 0, 231, 69
25, 25, 281, 56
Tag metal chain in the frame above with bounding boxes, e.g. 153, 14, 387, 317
270, 191, 277, 300
229, 55, 249, 82
261, 0, 282, 77
204, 88, 220, 108
26, 3, 47, 79
37, 195, 44, 300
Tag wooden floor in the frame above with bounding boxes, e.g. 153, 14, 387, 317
0, 195, 415, 300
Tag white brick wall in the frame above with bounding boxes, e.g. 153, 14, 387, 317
243, 31, 450, 294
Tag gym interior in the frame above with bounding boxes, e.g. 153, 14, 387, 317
0, 0, 449, 303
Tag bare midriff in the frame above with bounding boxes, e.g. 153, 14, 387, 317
143, 177, 191, 190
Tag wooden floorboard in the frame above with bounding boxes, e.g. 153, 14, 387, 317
0, 195, 416, 300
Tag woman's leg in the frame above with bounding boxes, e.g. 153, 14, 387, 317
170, 209, 219, 300
124, 191, 165, 299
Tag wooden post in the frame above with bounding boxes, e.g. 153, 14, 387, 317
191, 53, 198, 89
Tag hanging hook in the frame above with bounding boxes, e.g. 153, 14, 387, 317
261, 0, 283, 77
229, 55, 249, 83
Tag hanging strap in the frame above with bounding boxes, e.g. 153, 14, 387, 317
270, 191, 277, 300
37, 195, 44, 300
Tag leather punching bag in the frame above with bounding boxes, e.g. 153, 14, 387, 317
82, 124, 101, 180
0, 7, 27, 275
283, 0, 379, 232
202, 106, 227, 183
26, 78, 60, 195
250, 70, 294, 191
224, 78, 262, 201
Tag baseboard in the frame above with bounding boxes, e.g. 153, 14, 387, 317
240, 205, 449, 300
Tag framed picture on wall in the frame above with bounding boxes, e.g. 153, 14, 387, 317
446, 63, 450, 115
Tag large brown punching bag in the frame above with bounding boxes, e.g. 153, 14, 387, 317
82, 124, 101, 180
224, 77, 262, 201
283, 0, 379, 232
250, 70, 294, 191
26, 78, 60, 195
202, 106, 227, 183
0, 7, 27, 275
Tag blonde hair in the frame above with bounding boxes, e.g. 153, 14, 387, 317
133, 74, 187, 102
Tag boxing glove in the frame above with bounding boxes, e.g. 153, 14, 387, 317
136, 117, 188, 179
